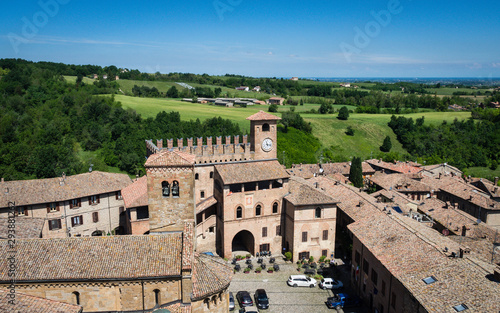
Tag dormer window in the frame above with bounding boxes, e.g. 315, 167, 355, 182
46, 202, 59, 213
70, 198, 81, 209
172, 181, 180, 197
453, 304, 468, 312
315, 207, 322, 218
89, 195, 99, 205
162, 181, 170, 197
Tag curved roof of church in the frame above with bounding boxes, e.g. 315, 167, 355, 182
246, 110, 281, 121
0, 290, 82, 313
192, 253, 233, 301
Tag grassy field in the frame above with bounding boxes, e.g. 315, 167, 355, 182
116, 79, 184, 94
465, 167, 500, 182
63, 75, 96, 84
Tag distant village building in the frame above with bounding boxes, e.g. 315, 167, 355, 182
252, 86, 261, 92
235, 86, 249, 91
267, 97, 285, 105
290, 77, 299, 81
340, 83, 351, 88
448, 104, 467, 111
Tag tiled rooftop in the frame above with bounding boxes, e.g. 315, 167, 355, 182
366, 159, 422, 174
0, 235, 183, 282
369, 173, 431, 193
196, 196, 217, 214
215, 161, 289, 185
246, 111, 281, 121
0, 171, 132, 208
285, 177, 338, 206
145, 150, 196, 168
0, 289, 82, 313
287, 162, 375, 179
192, 253, 233, 301
121, 176, 148, 208
349, 213, 500, 312
0, 218, 44, 239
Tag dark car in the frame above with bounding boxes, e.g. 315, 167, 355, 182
326, 293, 360, 310
236, 291, 253, 307
254, 289, 269, 309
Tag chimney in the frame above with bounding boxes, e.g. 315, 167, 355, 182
495, 177, 499, 186
157, 139, 163, 149
314, 182, 319, 188
459, 247, 470, 258
177, 138, 183, 148
197, 137, 203, 147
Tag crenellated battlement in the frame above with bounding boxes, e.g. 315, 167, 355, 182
145, 135, 254, 164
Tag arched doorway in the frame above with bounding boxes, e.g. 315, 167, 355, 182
91, 230, 103, 236
232, 230, 255, 256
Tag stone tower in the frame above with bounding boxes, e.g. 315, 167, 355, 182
145, 150, 196, 233
247, 111, 281, 160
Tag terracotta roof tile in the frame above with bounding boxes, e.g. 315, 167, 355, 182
285, 177, 338, 206
216, 161, 289, 185
192, 253, 232, 301
246, 111, 281, 121
0, 171, 132, 208
0, 235, 183, 282
0, 218, 44, 239
366, 159, 421, 174
196, 196, 217, 214
369, 173, 431, 193
121, 176, 148, 208
0, 289, 82, 313
287, 162, 375, 179
182, 222, 194, 271
145, 150, 195, 168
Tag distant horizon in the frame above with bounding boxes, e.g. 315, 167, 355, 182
1, 1, 499, 78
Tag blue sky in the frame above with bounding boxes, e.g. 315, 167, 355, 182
1, 0, 499, 77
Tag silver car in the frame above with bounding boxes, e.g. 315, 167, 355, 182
229, 291, 235, 311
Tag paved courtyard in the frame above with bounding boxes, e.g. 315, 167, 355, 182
228, 256, 369, 313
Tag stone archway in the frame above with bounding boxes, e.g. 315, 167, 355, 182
232, 230, 255, 256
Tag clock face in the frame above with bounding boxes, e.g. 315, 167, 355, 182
262, 138, 273, 152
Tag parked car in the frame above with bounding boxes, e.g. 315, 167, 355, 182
238, 305, 259, 313
326, 293, 361, 309
287, 275, 317, 288
236, 291, 253, 307
254, 289, 269, 310
229, 292, 235, 311
319, 278, 343, 290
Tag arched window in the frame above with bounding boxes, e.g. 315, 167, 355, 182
315, 207, 321, 218
72, 291, 80, 305
255, 205, 262, 216
172, 181, 179, 197
262, 123, 270, 132
195, 173, 199, 180
272, 202, 279, 214
162, 181, 170, 197
154, 289, 161, 306
236, 206, 243, 219
204, 298, 210, 309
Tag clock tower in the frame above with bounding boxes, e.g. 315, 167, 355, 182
247, 111, 281, 160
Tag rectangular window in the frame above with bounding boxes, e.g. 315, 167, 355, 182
70, 198, 81, 208
115, 191, 122, 200
258, 181, 270, 190
46, 202, 59, 213
92, 212, 99, 223
260, 243, 270, 253
322, 249, 328, 257
363, 259, 369, 274
71, 215, 83, 227
382, 280, 386, 296
276, 225, 281, 236
48, 219, 61, 230
302, 231, 307, 242
355, 251, 360, 264
201, 191, 205, 199
262, 227, 267, 237
322, 230, 328, 240
391, 293, 396, 309
371, 269, 378, 285
89, 195, 100, 205
229, 184, 241, 193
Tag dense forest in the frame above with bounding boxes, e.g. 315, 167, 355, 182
388, 110, 500, 170
0, 59, 243, 180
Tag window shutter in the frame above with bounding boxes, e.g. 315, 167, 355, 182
71, 217, 75, 227
80, 215, 83, 225
46, 204, 50, 213
48, 220, 53, 230
57, 219, 61, 229
78, 199, 81, 207
97, 195, 100, 204
56, 202, 60, 211
88, 197, 92, 205
93, 212, 99, 223
69, 201, 73, 209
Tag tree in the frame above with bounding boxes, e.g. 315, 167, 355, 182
349, 157, 363, 188
338, 106, 349, 120
346, 126, 355, 136
380, 136, 392, 152
300, 98, 304, 106
268, 104, 278, 112
166, 86, 179, 98
319, 102, 333, 114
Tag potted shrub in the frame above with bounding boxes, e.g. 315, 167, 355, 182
246, 254, 251, 259
319, 255, 326, 263
244, 267, 251, 274
267, 267, 274, 273
309, 256, 314, 263
285, 252, 292, 262
255, 267, 262, 273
